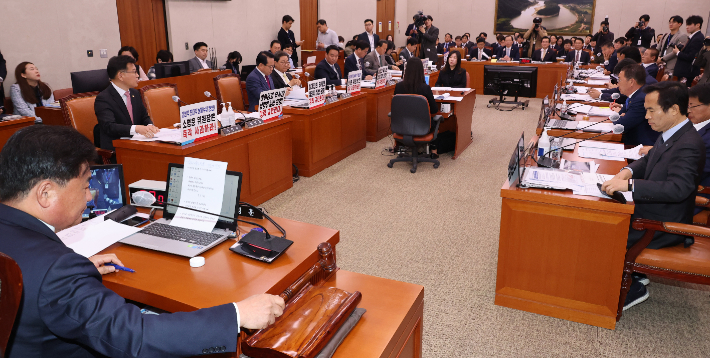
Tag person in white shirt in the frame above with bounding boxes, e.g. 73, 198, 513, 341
188, 42, 212, 73
316, 19, 339, 50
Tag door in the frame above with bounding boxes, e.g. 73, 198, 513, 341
115, 0, 168, 73
376, 0, 395, 42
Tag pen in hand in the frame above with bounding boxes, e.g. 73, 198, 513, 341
105, 263, 136, 273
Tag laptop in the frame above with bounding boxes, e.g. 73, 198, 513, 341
84, 165, 126, 219
120, 163, 243, 257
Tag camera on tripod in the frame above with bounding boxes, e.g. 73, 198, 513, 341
413, 11, 426, 29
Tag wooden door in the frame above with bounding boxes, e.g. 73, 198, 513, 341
376, 0, 395, 42
115, 0, 168, 73
299, 0, 318, 51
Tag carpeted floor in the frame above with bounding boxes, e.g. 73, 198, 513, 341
262, 95, 710, 357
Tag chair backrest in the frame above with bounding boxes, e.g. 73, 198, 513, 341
656, 64, 666, 82
303, 65, 317, 87
139, 83, 179, 128
213, 74, 245, 112
449, 48, 465, 59
391, 51, 399, 63
59, 92, 100, 141
390, 94, 432, 137
465, 72, 471, 88
0, 251, 23, 357
53, 88, 73, 102
583, 49, 592, 56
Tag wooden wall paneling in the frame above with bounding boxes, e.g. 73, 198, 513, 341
116, 0, 168, 74
376, 0, 395, 41
300, 0, 319, 52
151, 0, 168, 51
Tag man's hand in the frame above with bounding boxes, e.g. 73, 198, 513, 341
638, 146, 652, 156
288, 78, 301, 87
135, 124, 160, 138
236, 294, 286, 330
603, 52, 611, 61
603, 69, 611, 75
588, 88, 601, 99
391, 65, 400, 71
673, 46, 680, 54
656, 58, 663, 65
365, 75, 373, 80
418, 25, 426, 33
296, 40, 304, 46
604, 82, 618, 89
502, 56, 511, 61
89, 254, 124, 275
601, 178, 629, 195
610, 102, 623, 112
316, 43, 325, 50
285, 88, 292, 97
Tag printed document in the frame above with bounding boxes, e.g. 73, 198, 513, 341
170, 157, 227, 232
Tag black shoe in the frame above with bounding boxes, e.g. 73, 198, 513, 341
633, 273, 650, 286
623, 280, 649, 311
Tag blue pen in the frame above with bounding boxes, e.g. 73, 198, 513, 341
106, 263, 135, 273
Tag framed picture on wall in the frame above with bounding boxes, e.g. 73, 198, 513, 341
494, 0, 595, 35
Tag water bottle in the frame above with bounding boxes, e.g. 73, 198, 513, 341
219, 103, 229, 127
226, 102, 235, 126
538, 130, 550, 158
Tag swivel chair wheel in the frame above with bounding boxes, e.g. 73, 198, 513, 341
433, 163, 440, 168
410, 168, 417, 173
487, 103, 492, 108
387, 163, 393, 168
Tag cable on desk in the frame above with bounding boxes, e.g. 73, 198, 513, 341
239, 201, 287, 240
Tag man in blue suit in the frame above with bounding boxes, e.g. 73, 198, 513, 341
344, 41, 373, 80
356, 19, 379, 53
599, 42, 617, 74
314, 45, 342, 86
0, 125, 285, 358
641, 48, 659, 79
495, 35, 520, 61
564, 38, 591, 65
246, 51, 276, 111
589, 59, 658, 102
688, 84, 710, 213
610, 64, 660, 146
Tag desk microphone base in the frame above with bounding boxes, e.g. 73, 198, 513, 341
230, 230, 293, 263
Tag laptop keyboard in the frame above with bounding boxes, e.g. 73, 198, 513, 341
551, 119, 573, 128
140, 223, 224, 246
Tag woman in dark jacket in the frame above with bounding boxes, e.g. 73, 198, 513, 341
435, 50, 467, 88
394, 57, 440, 157
223, 51, 242, 75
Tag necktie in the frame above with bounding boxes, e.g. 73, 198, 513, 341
542, 49, 546, 60
506, 48, 510, 57
625, 97, 630, 109
332, 65, 339, 79
124, 91, 134, 123
358, 58, 363, 70
576, 51, 580, 63
264, 75, 271, 90
478, 50, 482, 60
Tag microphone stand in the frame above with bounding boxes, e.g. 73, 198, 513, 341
538, 129, 621, 168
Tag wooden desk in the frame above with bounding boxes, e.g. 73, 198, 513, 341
35, 106, 65, 126
113, 117, 293, 206
460, 61, 570, 98
434, 88, 476, 159
140, 70, 231, 105
0, 117, 34, 149
544, 114, 623, 142
496, 144, 634, 329
362, 84, 396, 142
284, 94, 367, 177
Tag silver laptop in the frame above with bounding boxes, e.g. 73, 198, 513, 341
120, 164, 242, 257
547, 118, 577, 130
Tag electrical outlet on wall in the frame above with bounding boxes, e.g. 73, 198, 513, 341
100, 49, 108, 58
87, 50, 94, 57
185, 42, 189, 50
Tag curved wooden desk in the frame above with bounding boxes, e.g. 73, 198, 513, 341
0, 116, 35, 149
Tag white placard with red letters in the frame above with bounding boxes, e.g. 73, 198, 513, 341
347, 70, 362, 95
180, 100, 218, 143
257, 88, 287, 121
375, 66, 388, 89
307, 78, 326, 109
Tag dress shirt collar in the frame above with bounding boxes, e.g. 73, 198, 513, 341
274, 68, 289, 83
689, 30, 700, 39
662, 119, 689, 142
111, 81, 127, 96
197, 57, 209, 69
38, 218, 55, 233
694, 118, 710, 132
628, 88, 640, 100
642, 62, 652, 68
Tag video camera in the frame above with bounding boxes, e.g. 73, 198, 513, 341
413, 11, 426, 29
533, 17, 542, 29
602, 16, 609, 33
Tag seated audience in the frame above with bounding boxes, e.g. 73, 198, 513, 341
118, 46, 149, 81
687, 84, 710, 213
608, 63, 660, 146
147, 49, 173, 80
270, 51, 300, 90
344, 41, 372, 79
549, 35, 558, 51
555, 36, 565, 51
454, 36, 463, 48
363, 40, 400, 77
315, 45, 343, 86
692, 36, 710, 85
281, 43, 295, 68
558, 39, 572, 57
614, 37, 627, 50
470, 37, 493, 61
602, 81, 705, 310
223, 51, 242, 75
495, 35, 520, 61
478, 32, 491, 47
435, 51, 467, 88
384, 41, 403, 67
641, 48, 659, 78
338, 36, 345, 49
343, 40, 356, 57
599, 41, 618, 73
10, 62, 54, 123
188, 42, 211, 73
269, 40, 281, 54
0, 124, 285, 357
94, 56, 159, 151
532, 37, 556, 62
386, 34, 394, 42
399, 38, 418, 62
246, 51, 276, 111
461, 34, 472, 49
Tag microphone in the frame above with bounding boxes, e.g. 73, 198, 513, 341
611, 92, 620, 105
549, 113, 620, 140
538, 124, 624, 168
172, 96, 188, 106
204, 91, 217, 100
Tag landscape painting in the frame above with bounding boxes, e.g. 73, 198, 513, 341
495, 0, 595, 35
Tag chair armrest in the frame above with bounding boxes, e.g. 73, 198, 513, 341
96, 148, 115, 165
432, 115, 443, 122
698, 185, 710, 195
626, 218, 710, 265
388, 112, 391, 118
696, 196, 710, 207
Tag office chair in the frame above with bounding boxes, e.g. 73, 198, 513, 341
387, 94, 443, 173
213, 74, 246, 112
59, 92, 113, 164
139, 83, 180, 128
52, 88, 73, 102
0, 252, 23, 358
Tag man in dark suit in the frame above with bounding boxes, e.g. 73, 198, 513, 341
565, 38, 591, 65
271, 51, 300, 90
609, 64, 660, 146
418, 15, 439, 62
589, 59, 658, 102
356, 19, 380, 53
592, 20, 614, 54
641, 48, 659, 79
532, 36, 556, 62
470, 37, 493, 61
278, 15, 303, 67
0, 125, 285, 358
673, 15, 704, 85
625, 14, 656, 48
405, 15, 418, 40
599, 41, 618, 74
188, 42, 212, 73
94, 56, 159, 152
344, 41, 374, 80
315, 45, 343, 86
495, 35, 520, 61
246, 51, 276, 111
602, 82, 705, 310
436, 33, 455, 54
399, 38, 418, 62
688, 84, 710, 213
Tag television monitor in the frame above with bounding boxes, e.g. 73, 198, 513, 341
241, 65, 256, 80
153, 61, 190, 79
71, 69, 110, 94
483, 65, 538, 98
507, 132, 525, 187
84, 164, 126, 218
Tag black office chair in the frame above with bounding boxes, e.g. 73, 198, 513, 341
387, 94, 443, 173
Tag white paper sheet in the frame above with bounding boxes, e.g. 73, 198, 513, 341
522, 168, 584, 190
567, 103, 594, 114
442, 96, 464, 101
573, 86, 589, 93
577, 144, 643, 161
58, 216, 140, 257
561, 93, 594, 101
579, 141, 624, 150
577, 122, 614, 132
431, 87, 452, 91
170, 157, 227, 232
435, 93, 450, 99
587, 80, 609, 85
575, 173, 633, 201
285, 86, 307, 100
306, 56, 316, 65
589, 107, 617, 117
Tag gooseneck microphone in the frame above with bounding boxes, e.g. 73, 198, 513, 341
204, 91, 218, 100
550, 112, 620, 140
538, 124, 625, 168
172, 96, 188, 106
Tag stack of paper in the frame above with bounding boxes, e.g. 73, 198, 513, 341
574, 86, 589, 94
561, 93, 594, 101
587, 80, 609, 86
589, 107, 617, 117
577, 122, 614, 133
578, 144, 643, 161
130, 128, 188, 144
58, 215, 141, 257
567, 103, 594, 114
574, 173, 634, 201
522, 167, 584, 190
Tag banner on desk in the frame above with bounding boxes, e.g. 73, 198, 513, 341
180, 100, 218, 142
258, 88, 287, 121
375, 66, 388, 89
308, 78, 326, 109
347, 71, 362, 95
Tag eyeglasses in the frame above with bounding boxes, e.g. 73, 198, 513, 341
689, 103, 707, 110
120, 70, 139, 75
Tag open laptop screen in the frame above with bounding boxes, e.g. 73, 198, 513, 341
84, 165, 126, 218
163, 164, 242, 231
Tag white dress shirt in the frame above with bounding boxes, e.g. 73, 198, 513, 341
367, 31, 375, 51
198, 57, 210, 69
274, 69, 291, 87
694, 118, 710, 131
110, 81, 136, 135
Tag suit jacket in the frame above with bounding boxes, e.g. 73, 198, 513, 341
604, 51, 618, 72
94, 85, 153, 151
278, 27, 300, 65
532, 48, 557, 62
405, 23, 418, 39
696, 122, 710, 207
270, 70, 293, 90
435, 68, 467, 88
356, 32, 380, 53
469, 48, 493, 61
344, 53, 368, 79
0, 204, 238, 358
188, 56, 212, 73
314, 59, 342, 86
246, 69, 273, 111
625, 26, 656, 48
696, 50, 710, 85
362, 50, 389, 76
495, 45, 520, 61
436, 41, 455, 55
399, 48, 416, 61
564, 49, 591, 65
592, 31, 615, 54
675, 31, 705, 80
616, 89, 660, 146
644, 62, 659, 79
658, 32, 689, 73
419, 25, 439, 62
627, 121, 706, 249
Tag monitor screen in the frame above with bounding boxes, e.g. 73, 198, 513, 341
164, 164, 242, 231
71, 69, 111, 94
507, 133, 525, 187
154, 61, 190, 79
84, 165, 126, 218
